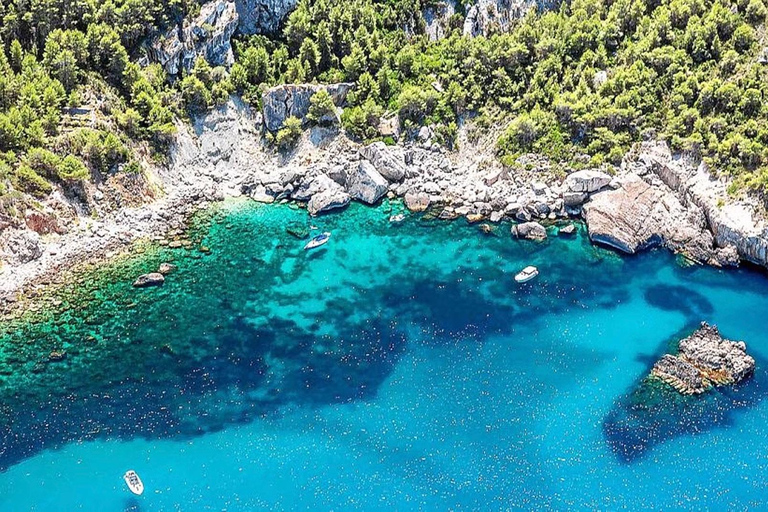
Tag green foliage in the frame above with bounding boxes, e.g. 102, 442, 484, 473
275, 116, 304, 150
341, 99, 384, 140
306, 89, 338, 125
12, 165, 52, 198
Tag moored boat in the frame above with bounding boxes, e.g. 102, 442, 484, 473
514, 266, 539, 283
389, 214, 405, 223
123, 470, 144, 495
304, 232, 331, 250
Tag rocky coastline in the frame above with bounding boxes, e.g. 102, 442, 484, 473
3, 96, 768, 309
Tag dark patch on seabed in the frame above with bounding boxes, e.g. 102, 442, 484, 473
603, 324, 768, 463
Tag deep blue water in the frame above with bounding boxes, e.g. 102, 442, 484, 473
1, 200, 768, 510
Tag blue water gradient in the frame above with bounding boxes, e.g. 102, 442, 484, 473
1, 200, 768, 510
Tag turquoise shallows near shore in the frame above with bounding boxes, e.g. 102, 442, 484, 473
2, 199, 768, 510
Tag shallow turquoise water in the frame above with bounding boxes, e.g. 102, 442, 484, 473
2, 200, 768, 510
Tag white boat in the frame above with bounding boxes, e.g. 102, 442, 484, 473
514, 266, 539, 283
304, 232, 331, 250
389, 214, 405, 223
123, 470, 144, 495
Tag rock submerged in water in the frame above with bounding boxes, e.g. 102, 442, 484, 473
133, 273, 166, 288
511, 221, 547, 240
650, 322, 755, 395
158, 262, 177, 275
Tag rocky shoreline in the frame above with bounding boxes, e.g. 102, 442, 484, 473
3, 97, 768, 308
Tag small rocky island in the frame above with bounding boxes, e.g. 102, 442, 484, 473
650, 322, 755, 395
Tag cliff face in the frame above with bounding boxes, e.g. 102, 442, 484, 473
146, 0, 239, 77
463, 0, 561, 37
235, 0, 299, 35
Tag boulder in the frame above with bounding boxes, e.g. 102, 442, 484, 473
133, 273, 166, 288
262, 83, 353, 132
562, 191, 589, 208
235, 0, 298, 35
2, 229, 42, 264
651, 323, 755, 395
360, 142, 406, 182
404, 192, 430, 212
347, 161, 388, 204
307, 188, 351, 216
559, 224, 576, 235
146, 0, 238, 77
511, 221, 547, 240
564, 169, 612, 194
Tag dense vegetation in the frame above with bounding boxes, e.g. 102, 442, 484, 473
2, 0, 768, 204
0, 0, 194, 200
231, 0, 768, 193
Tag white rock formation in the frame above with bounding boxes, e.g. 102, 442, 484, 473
235, 0, 298, 34
463, 0, 560, 37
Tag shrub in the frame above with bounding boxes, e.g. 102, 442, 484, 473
306, 89, 338, 126
275, 116, 303, 150
12, 165, 52, 197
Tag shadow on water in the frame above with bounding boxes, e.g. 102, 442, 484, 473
603, 323, 768, 464
0, 202, 703, 472
643, 284, 714, 321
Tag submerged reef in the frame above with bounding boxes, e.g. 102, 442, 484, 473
604, 323, 761, 463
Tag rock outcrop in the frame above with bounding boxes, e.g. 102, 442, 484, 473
404, 191, 431, 212
463, 0, 560, 37
147, 0, 238, 77
651, 323, 755, 395
133, 273, 166, 288
564, 169, 612, 194
262, 83, 354, 132
511, 221, 547, 240
306, 177, 351, 215
235, 0, 298, 35
346, 161, 388, 204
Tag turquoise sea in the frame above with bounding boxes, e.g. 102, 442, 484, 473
2, 199, 768, 510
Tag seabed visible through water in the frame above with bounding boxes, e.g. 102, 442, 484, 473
1, 199, 768, 510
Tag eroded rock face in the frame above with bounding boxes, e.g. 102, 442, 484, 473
651, 323, 755, 395
235, 0, 298, 35
583, 173, 731, 265
346, 161, 388, 205
147, 0, 238, 77
463, 0, 560, 37
262, 83, 353, 132
511, 221, 547, 240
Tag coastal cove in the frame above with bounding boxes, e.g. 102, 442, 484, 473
2, 199, 768, 509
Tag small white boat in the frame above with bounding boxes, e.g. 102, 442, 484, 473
389, 214, 405, 223
304, 232, 331, 250
123, 470, 144, 495
514, 266, 539, 283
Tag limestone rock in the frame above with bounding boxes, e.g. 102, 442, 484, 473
235, 0, 298, 35
564, 169, 612, 194
2, 229, 42, 264
404, 192, 431, 212
347, 161, 388, 204
511, 221, 547, 240
146, 0, 238, 77
360, 142, 406, 182
651, 323, 755, 395
307, 187, 351, 216
262, 83, 353, 132
583, 174, 716, 263
463, 0, 561, 37
158, 263, 177, 275
133, 273, 166, 288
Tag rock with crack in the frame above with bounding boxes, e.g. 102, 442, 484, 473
1, 229, 43, 264
146, 0, 238, 77
650, 322, 755, 395
346, 161, 388, 204
360, 142, 406, 182
262, 83, 354, 132
404, 191, 430, 212
306, 176, 351, 215
564, 169, 612, 194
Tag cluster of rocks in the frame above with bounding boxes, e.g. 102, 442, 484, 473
463, 0, 562, 37
651, 323, 755, 395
